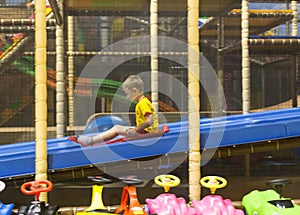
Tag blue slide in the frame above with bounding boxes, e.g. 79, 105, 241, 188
1, 108, 300, 179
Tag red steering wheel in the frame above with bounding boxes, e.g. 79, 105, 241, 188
20, 180, 53, 200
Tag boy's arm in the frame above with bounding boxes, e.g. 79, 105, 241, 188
128, 114, 153, 135
26, 1, 34, 8
136, 113, 153, 131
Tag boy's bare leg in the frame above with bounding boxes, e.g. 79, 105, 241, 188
93, 125, 129, 142
77, 125, 129, 145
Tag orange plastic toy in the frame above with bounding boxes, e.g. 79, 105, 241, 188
114, 177, 147, 215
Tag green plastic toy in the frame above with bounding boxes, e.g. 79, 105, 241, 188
242, 179, 300, 215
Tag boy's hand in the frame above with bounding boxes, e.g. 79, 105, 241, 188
126, 128, 137, 137
26, 2, 34, 8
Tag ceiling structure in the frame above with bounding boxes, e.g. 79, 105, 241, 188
220, 36, 300, 55
200, 9, 294, 38
65, 0, 241, 16
65, 0, 300, 55
199, 9, 300, 55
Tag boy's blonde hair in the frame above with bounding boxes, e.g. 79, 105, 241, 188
122, 75, 144, 93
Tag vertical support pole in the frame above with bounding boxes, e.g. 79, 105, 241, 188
150, 0, 159, 112
34, 0, 48, 202
188, 0, 200, 201
292, 1, 298, 37
292, 1, 298, 107
244, 153, 250, 176
67, 15, 74, 127
56, 0, 65, 137
241, 0, 250, 114
99, 16, 108, 115
291, 56, 297, 107
261, 67, 265, 107
217, 17, 224, 115
286, 0, 290, 36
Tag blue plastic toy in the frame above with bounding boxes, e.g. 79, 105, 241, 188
0, 181, 15, 215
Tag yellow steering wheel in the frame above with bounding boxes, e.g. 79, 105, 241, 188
154, 174, 180, 192
200, 176, 227, 194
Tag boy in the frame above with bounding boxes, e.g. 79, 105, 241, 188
26, 0, 52, 19
26, 0, 51, 9
76, 75, 159, 145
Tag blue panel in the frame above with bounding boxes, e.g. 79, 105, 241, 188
285, 119, 300, 137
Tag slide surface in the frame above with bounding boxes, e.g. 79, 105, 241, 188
1, 108, 300, 179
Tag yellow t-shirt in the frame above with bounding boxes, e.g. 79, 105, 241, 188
135, 97, 159, 133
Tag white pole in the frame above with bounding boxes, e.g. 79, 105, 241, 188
67, 15, 74, 126
34, 0, 48, 202
241, 0, 250, 114
56, 0, 65, 137
292, 1, 298, 37
188, 0, 200, 201
150, 0, 159, 111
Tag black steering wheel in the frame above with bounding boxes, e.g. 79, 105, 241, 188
119, 175, 143, 186
87, 176, 113, 185
266, 178, 291, 198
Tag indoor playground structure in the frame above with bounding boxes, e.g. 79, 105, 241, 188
1, 0, 300, 214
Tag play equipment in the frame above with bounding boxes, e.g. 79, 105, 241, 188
17, 180, 59, 215
192, 176, 244, 215
4, 108, 300, 180
114, 176, 147, 215
76, 176, 118, 215
146, 174, 195, 215
77, 175, 147, 215
242, 178, 300, 215
0, 181, 15, 215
